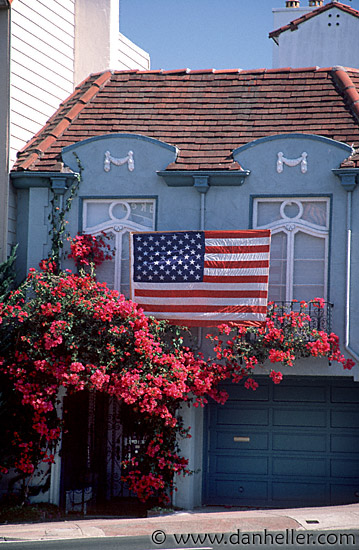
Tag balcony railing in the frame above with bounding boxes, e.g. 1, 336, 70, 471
268, 301, 333, 334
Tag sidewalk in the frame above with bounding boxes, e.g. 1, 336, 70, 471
1, 503, 359, 542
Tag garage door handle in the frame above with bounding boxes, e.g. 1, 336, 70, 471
234, 436, 250, 442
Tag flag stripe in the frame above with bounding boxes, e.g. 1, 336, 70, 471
134, 289, 268, 298
135, 297, 267, 306
133, 281, 269, 291
206, 245, 270, 254
140, 304, 267, 313
204, 260, 269, 269
205, 238, 270, 247
205, 252, 269, 261
141, 311, 267, 320
163, 319, 265, 327
205, 230, 271, 239
204, 269, 269, 277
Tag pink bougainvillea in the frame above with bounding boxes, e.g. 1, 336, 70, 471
208, 300, 355, 386
0, 264, 227, 503
67, 232, 114, 268
0, 237, 354, 505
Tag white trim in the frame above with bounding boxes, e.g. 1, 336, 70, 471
277, 151, 308, 174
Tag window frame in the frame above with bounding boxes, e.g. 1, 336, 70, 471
81, 197, 156, 294
252, 196, 330, 303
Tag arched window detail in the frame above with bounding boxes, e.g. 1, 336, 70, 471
82, 199, 155, 297
253, 198, 329, 303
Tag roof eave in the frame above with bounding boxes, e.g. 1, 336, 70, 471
157, 170, 251, 190
333, 167, 359, 191
11, 171, 78, 189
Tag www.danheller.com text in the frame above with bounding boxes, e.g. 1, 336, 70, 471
151, 528, 357, 546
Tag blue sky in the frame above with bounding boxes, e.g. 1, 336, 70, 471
120, 0, 359, 71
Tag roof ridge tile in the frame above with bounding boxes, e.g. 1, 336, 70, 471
213, 69, 242, 74
135, 70, 163, 74
238, 68, 266, 75
332, 66, 359, 123
161, 69, 191, 74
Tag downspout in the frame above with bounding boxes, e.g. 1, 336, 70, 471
333, 169, 359, 362
193, 176, 209, 349
193, 175, 209, 230
345, 188, 359, 362
200, 192, 205, 230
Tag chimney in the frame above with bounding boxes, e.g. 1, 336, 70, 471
308, 1, 323, 6
286, 1, 300, 6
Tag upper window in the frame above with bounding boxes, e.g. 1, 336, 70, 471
253, 198, 329, 303
82, 199, 155, 297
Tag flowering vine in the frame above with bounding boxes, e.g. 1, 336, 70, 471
0, 238, 355, 506
0, 258, 226, 504
207, 300, 354, 395
67, 232, 114, 269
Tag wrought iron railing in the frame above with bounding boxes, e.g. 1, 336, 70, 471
268, 300, 333, 334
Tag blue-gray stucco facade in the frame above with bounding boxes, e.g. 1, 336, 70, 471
10, 132, 359, 509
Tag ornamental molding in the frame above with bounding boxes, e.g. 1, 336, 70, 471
104, 150, 134, 172
277, 151, 308, 174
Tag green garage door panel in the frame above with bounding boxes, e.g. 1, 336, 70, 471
203, 377, 359, 507
272, 458, 326, 477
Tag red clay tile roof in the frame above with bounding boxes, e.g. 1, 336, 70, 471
12, 66, 359, 172
269, 2, 359, 40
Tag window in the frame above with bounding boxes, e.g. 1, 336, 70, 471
82, 199, 155, 297
253, 198, 329, 302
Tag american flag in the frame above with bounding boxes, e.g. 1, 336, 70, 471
130, 229, 271, 327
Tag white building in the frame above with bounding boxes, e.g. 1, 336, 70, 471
0, 0, 150, 261
271, 1, 359, 69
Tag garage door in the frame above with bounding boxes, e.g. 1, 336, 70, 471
203, 377, 359, 508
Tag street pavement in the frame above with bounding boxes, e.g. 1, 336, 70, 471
0, 503, 359, 542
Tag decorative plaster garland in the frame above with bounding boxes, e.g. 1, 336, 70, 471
104, 150, 135, 172
277, 151, 308, 174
